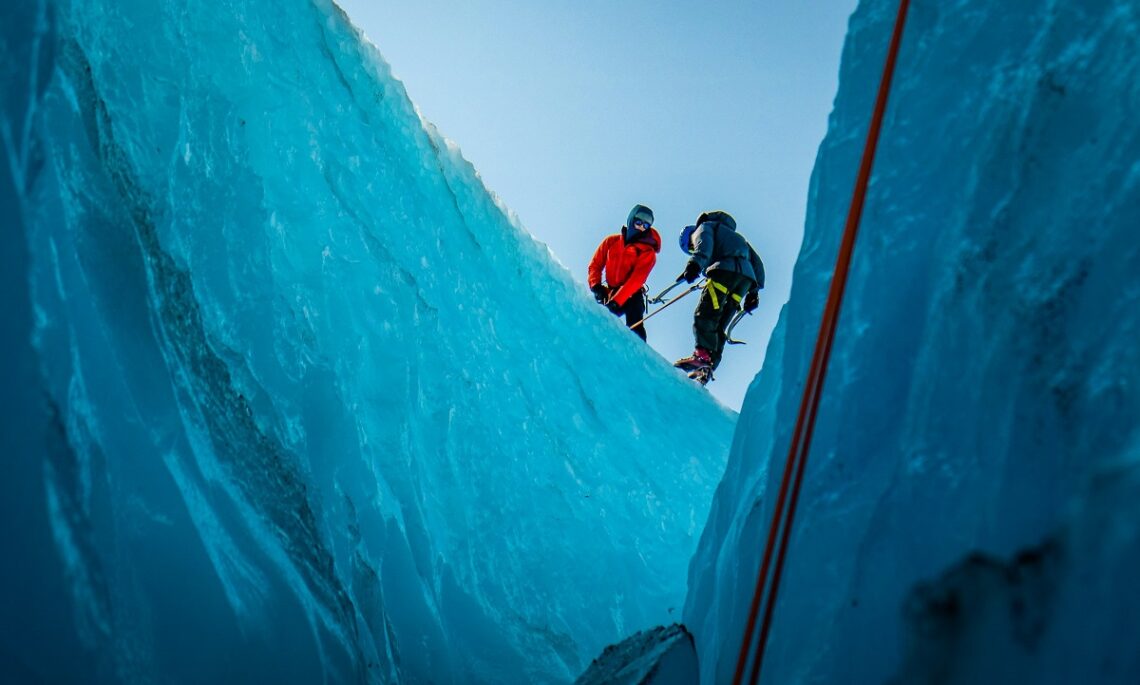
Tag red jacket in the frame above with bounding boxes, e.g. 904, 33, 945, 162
587, 227, 662, 306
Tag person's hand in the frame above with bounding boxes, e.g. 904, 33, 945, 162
606, 299, 623, 315
679, 260, 701, 283
591, 284, 608, 304
743, 290, 759, 313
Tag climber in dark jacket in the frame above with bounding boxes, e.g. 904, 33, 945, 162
673, 210, 765, 383
587, 204, 662, 341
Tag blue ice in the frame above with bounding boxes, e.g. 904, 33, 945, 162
2, 0, 734, 682
684, 1, 1140, 683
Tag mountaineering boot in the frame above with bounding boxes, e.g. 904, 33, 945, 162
688, 367, 713, 386
673, 347, 712, 372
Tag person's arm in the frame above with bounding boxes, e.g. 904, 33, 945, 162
748, 244, 765, 290
587, 236, 613, 288
612, 250, 657, 305
690, 223, 714, 271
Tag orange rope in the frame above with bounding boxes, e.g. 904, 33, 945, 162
731, 2, 913, 683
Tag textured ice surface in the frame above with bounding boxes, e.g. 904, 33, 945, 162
684, 1, 1140, 683
891, 448, 1140, 685
1, 0, 734, 683
573, 624, 698, 685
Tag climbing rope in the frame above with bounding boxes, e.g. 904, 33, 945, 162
630, 279, 704, 330
731, 2, 913, 684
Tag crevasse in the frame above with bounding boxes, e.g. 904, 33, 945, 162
1, 0, 734, 683
683, 1, 1140, 683
7, 0, 1138, 683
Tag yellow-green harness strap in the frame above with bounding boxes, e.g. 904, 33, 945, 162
706, 279, 743, 310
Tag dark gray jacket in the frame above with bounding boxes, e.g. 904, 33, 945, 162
689, 211, 765, 292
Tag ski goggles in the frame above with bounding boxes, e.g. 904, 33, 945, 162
632, 218, 652, 229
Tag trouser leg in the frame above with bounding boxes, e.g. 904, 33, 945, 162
709, 302, 739, 368
623, 288, 648, 341
692, 270, 753, 368
692, 287, 721, 354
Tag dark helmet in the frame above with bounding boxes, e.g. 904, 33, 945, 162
678, 225, 697, 254
627, 204, 654, 229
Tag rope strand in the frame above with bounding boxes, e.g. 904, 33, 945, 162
731, 2, 912, 682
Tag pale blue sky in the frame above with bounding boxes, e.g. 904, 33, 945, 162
336, 0, 856, 410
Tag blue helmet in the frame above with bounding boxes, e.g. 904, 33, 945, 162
678, 225, 697, 254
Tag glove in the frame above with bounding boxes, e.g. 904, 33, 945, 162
743, 290, 759, 313
606, 299, 623, 315
591, 284, 609, 304
679, 260, 702, 283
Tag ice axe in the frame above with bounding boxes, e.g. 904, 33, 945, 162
631, 279, 705, 330
725, 309, 752, 345
647, 278, 689, 305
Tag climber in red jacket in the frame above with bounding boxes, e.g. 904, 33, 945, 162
587, 204, 662, 341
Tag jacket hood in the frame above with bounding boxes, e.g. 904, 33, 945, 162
627, 204, 655, 229
696, 210, 737, 231
622, 225, 662, 253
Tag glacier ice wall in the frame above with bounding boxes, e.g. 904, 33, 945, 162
891, 444, 1140, 684
1, 0, 736, 683
685, 0, 1140, 683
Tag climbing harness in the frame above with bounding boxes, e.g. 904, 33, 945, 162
731, 2, 912, 684
706, 279, 743, 311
